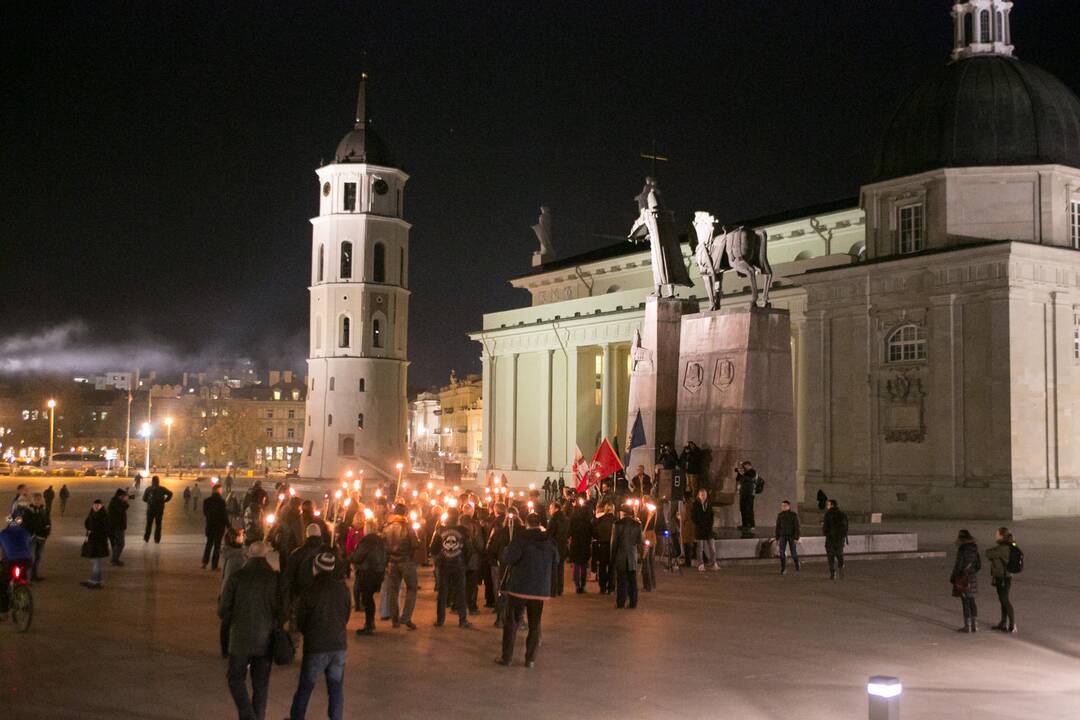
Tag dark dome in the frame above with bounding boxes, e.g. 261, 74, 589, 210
334, 125, 395, 167
874, 55, 1080, 182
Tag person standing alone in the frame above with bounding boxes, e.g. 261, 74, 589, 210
985, 527, 1018, 633
821, 499, 848, 580
735, 461, 759, 538
203, 484, 230, 570
773, 500, 801, 575
494, 512, 558, 668
142, 476, 173, 543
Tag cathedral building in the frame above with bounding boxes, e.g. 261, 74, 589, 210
471, 3, 1080, 519
298, 76, 410, 482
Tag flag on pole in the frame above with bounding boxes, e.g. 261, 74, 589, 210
587, 437, 623, 491
571, 445, 588, 491
623, 409, 647, 467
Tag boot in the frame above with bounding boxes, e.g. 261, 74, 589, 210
991, 621, 1008, 631
956, 620, 971, 633
970, 618, 978, 633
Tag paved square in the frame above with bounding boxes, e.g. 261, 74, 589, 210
2, 476, 1078, 719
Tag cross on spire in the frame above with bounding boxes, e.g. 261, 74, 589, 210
640, 138, 668, 176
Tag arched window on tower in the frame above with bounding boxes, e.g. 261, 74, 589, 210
358, 378, 366, 392
317, 245, 325, 282
357, 413, 364, 429
372, 317, 383, 348
964, 11, 973, 46
979, 10, 991, 43
339, 315, 350, 348
886, 324, 927, 363
995, 12, 1003, 41
340, 436, 355, 456
399, 248, 405, 286
340, 241, 353, 279
329, 377, 335, 391
373, 242, 386, 282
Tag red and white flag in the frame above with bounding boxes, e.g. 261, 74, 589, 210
571, 445, 588, 492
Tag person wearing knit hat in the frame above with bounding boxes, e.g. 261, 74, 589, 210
289, 548, 352, 720
950, 528, 982, 633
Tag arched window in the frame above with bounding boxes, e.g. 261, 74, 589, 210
340, 241, 353, 279
341, 436, 355, 456
357, 413, 364, 429
328, 414, 333, 427
995, 11, 1004, 42
339, 315, 350, 348
315, 316, 323, 350
399, 248, 405, 286
793, 250, 814, 261
979, 10, 991, 43
964, 12, 973, 45
372, 317, 383, 348
886, 324, 927, 363
317, 245, 325, 282
329, 377, 335, 391
358, 378, 366, 392
373, 242, 386, 282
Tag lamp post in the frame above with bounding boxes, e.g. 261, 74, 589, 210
867, 676, 901, 720
164, 416, 174, 473
46, 399, 56, 461
139, 422, 152, 478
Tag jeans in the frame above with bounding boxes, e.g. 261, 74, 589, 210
501, 596, 543, 663
995, 577, 1014, 627
386, 561, 417, 623
357, 570, 384, 629
961, 595, 979, 621
696, 538, 717, 565
30, 538, 45, 579
203, 530, 223, 569
289, 651, 346, 720
90, 558, 102, 584
226, 653, 272, 720
111, 530, 126, 564
436, 562, 467, 625
615, 567, 638, 608
572, 562, 588, 591
778, 537, 800, 572
144, 507, 164, 543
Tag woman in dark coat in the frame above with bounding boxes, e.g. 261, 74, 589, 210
82, 499, 112, 589
567, 499, 594, 594
950, 528, 981, 632
350, 521, 387, 635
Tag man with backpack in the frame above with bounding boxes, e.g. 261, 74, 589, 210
985, 527, 1022, 634
735, 461, 762, 538
822, 499, 848, 580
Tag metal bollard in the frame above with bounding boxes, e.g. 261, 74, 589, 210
867, 676, 901, 720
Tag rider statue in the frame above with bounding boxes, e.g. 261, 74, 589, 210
628, 177, 693, 297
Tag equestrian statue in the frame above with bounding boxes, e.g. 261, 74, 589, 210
691, 211, 773, 311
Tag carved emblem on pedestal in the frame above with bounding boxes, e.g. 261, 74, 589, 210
683, 361, 704, 394
712, 358, 736, 390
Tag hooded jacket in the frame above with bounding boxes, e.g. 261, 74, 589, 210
218, 556, 281, 657
384, 515, 418, 564
502, 527, 558, 600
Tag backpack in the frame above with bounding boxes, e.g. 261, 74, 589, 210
753, 477, 765, 495
1006, 544, 1024, 574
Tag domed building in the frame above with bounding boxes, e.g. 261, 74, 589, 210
471, 2, 1079, 520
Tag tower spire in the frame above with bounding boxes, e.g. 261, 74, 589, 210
354, 73, 367, 130
951, 1, 1014, 61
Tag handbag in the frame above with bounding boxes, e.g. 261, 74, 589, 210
271, 626, 295, 665
80, 532, 93, 558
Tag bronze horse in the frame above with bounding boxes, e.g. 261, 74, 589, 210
691, 211, 773, 310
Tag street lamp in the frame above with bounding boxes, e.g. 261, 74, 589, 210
46, 399, 56, 462
164, 416, 174, 473
139, 422, 152, 478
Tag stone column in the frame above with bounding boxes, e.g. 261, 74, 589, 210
600, 343, 615, 444
564, 346, 579, 472
509, 353, 519, 471
542, 348, 554, 471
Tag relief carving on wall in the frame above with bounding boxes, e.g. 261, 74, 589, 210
880, 370, 926, 443
682, 361, 705, 394
712, 357, 736, 390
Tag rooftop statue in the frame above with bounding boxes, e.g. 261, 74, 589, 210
691, 211, 773, 310
531, 206, 555, 267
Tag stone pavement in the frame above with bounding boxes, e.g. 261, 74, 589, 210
2, 476, 1079, 719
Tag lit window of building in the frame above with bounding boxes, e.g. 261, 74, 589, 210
898, 204, 924, 254
887, 324, 927, 363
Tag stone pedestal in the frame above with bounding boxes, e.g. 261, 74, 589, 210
625, 297, 697, 475
675, 306, 795, 527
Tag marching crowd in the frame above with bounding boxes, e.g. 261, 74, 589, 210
0, 460, 1027, 720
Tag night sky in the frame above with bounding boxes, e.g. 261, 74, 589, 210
3, 1, 1078, 390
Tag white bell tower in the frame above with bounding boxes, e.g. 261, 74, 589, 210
298, 74, 410, 482
951, 1, 1014, 60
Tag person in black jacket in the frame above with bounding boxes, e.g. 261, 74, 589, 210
106, 488, 129, 566
289, 552, 352, 720
568, 498, 594, 593
735, 462, 758, 537
821, 499, 848, 580
383, 505, 419, 630
142, 475, 173, 543
25, 493, 51, 581
81, 500, 111, 589
593, 503, 616, 594
286, 524, 329, 626
680, 442, 703, 495
202, 485, 230, 570
547, 501, 570, 596
951, 529, 981, 633
429, 509, 472, 629
350, 520, 387, 635
691, 489, 720, 572
495, 513, 558, 668
611, 506, 644, 609
774, 500, 801, 575
219, 541, 281, 720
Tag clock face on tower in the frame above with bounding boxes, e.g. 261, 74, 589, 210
372, 178, 389, 196
322, 182, 331, 197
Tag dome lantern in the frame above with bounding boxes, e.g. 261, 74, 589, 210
951, 1, 1014, 61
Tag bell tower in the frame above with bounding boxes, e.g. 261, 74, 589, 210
298, 74, 410, 482
952, 1, 1014, 60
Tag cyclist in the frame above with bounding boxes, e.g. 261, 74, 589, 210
0, 514, 34, 621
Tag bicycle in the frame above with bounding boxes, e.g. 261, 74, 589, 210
5, 561, 33, 633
